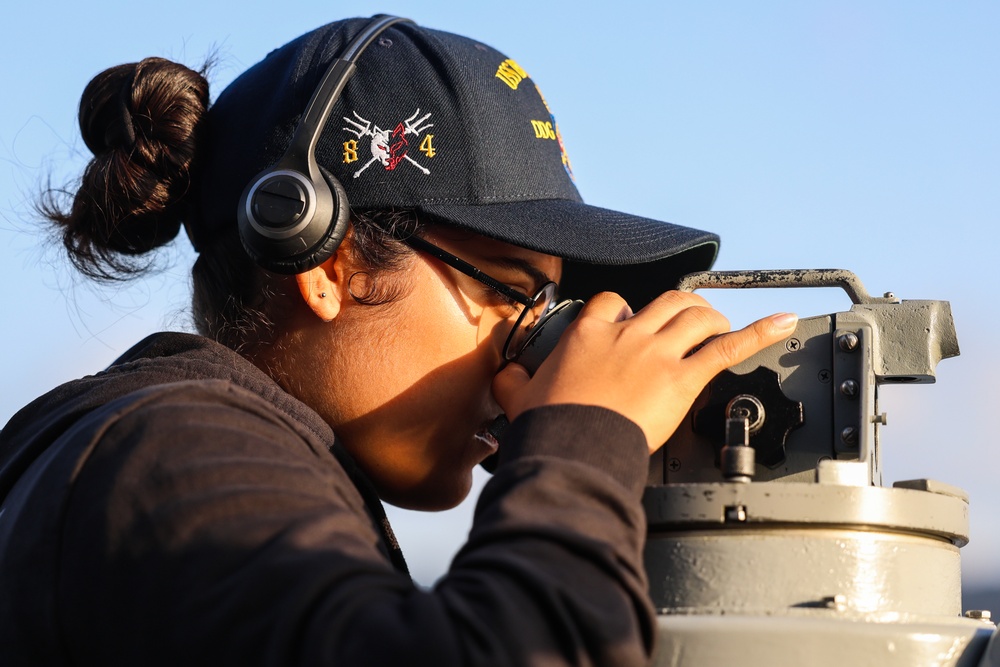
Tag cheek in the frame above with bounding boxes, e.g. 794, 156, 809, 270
395, 297, 500, 395
347, 282, 493, 413
403, 274, 502, 367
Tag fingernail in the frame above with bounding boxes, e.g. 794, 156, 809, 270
771, 312, 798, 331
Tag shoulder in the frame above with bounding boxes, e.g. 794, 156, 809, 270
74, 378, 353, 510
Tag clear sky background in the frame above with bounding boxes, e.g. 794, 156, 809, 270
1, 1, 997, 590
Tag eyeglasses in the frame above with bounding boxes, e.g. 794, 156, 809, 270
400, 234, 558, 361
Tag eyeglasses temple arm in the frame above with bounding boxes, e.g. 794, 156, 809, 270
401, 235, 535, 307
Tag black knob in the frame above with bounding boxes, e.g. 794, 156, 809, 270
693, 366, 804, 468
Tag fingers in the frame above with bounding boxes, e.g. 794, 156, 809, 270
625, 290, 724, 336
492, 361, 531, 412
634, 289, 711, 317
592, 291, 733, 358
580, 290, 721, 335
578, 291, 633, 323
690, 312, 798, 374
547, 290, 795, 377
490, 286, 798, 453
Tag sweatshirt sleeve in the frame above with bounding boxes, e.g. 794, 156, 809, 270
440, 404, 656, 664
56, 385, 655, 667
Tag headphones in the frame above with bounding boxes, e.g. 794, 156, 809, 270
237, 15, 415, 274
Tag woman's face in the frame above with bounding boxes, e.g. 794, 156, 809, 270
292, 228, 562, 510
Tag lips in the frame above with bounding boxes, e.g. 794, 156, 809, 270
474, 427, 500, 453
474, 415, 507, 473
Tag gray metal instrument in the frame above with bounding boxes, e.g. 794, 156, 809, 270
518, 269, 998, 666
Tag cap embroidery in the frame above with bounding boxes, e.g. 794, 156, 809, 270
534, 85, 573, 180
342, 109, 434, 178
555, 123, 573, 179
496, 59, 528, 90
531, 120, 557, 140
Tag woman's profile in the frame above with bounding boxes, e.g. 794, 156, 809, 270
0, 15, 794, 666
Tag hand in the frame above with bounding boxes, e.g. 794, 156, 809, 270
492, 291, 798, 454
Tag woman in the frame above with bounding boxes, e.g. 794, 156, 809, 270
0, 15, 795, 666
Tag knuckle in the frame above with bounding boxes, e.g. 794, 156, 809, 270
652, 291, 688, 309
691, 305, 728, 330
581, 292, 632, 322
744, 317, 783, 347
654, 290, 711, 309
710, 332, 745, 364
567, 314, 600, 337
588, 291, 627, 307
675, 304, 730, 334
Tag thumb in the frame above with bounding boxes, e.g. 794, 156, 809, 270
492, 362, 532, 417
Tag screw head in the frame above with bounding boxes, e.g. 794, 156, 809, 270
838, 332, 859, 352
785, 338, 801, 352
667, 458, 681, 472
841, 427, 859, 446
818, 369, 831, 383
840, 379, 859, 398
724, 504, 748, 522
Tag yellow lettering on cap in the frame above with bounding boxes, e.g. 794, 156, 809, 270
531, 120, 557, 140
496, 59, 529, 90
343, 139, 359, 164
419, 134, 436, 158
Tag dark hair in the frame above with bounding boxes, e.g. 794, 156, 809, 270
190, 208, 422, 352
39, 57, 422, 352
40, 57, 208, 281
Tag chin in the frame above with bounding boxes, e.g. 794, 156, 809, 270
383, 469, 475, 512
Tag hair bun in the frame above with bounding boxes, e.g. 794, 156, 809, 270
41, 57, 210, 281
79, 63, 138, 155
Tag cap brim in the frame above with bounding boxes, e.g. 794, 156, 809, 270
419, 199, 720, 308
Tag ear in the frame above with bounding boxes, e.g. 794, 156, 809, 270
295, 248, 351, 322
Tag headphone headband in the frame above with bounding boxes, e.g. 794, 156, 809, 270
286, 15, 414, 165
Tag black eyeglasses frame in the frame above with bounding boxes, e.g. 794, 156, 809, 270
398, 233, 557, 361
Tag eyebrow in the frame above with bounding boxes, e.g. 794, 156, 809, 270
401, 234, 544, 306
482, 255, 557, 294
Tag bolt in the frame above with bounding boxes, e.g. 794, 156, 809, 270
818, 369, 831, 383
785, 338, 801, 352
724, 504, 748, 522
837, 332, 859, 352
841, 426, 858, 447
668, 458, 681, 472
872, 413, 888, 426
964, 609, 992, 622
726, 395, 765, 434
840, 379, 859, 398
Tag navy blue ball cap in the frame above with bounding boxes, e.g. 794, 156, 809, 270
197, 16, 719, 306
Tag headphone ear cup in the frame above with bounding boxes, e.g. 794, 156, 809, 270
237, 166, 350, 275
287, 166, 351, 273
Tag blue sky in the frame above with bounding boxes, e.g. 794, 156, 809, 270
2, 1, 998, 587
